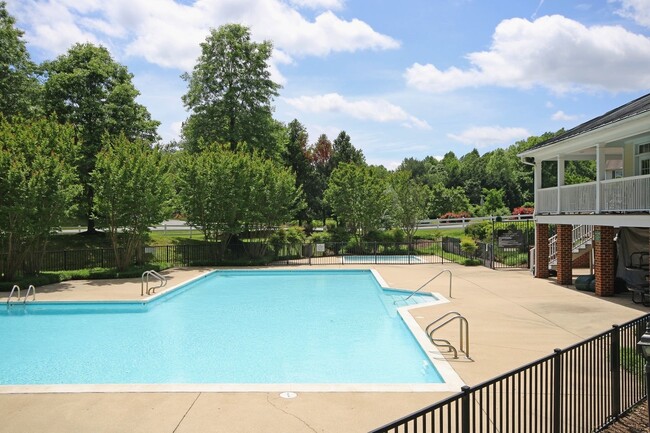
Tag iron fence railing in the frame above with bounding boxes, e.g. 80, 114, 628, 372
5, 236, 535, 275
370, 314, 649, 433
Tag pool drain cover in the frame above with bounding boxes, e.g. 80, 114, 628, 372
280, 391, 297, 399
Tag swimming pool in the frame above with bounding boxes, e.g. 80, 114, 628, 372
342, 255, 423, 264
1, 270, 459, 391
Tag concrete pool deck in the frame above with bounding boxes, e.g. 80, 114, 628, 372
0, 264, 647, 432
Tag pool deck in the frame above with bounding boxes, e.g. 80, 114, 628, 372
0, 264, 647, 433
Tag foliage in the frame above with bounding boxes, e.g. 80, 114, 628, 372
329, 131, 365, 170
464, 221, 491, 242
0, 117, 81, 280
477, 188, 510, 216
0, 2, 40, 119
91, 134, 172, 271
389, 171, 429, 245
460, 237, 478, 255
439, 211, 471, 219
283, 119, 314, 223
429, 184, 470, 218
324, 163, 391, 243
42, 43, 160, 232
269, 226, 306, 257
181, 24, 281, 157
177, 146, 304, 258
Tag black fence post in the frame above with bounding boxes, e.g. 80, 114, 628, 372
461, 385, 471, 433
553, 348, 563, 433
611, 324, 621, 420
63, 250, 67, 271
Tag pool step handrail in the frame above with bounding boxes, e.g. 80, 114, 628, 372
6, 285, 21, 307
395, 269, 452, 305
23, 285, 36, 303
6, 284, 37, 309
425, 311, 470, 359
141, 270, 168, 296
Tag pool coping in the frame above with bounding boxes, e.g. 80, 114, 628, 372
0, 268, 465, 394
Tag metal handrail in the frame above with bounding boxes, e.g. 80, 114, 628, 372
23, 285, 36, 303
425, 311, 470, 359
141, 270, 168, 296
395, 269, 452, 305
7, 285, 20, 306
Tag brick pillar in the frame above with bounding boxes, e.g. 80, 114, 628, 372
535, 223, 549, 278
594, 226, 616, 297
556, 224, 573, 285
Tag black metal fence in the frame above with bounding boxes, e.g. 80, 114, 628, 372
370, 314, 649, 433
23, 239, 488, 273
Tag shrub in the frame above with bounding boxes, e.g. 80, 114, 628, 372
462, 258, 482, 266
460, 237, 478, 256
512, 206, 534, 215
464, 221, 491, 241
440, 211, 471, 219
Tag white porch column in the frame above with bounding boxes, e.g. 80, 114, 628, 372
596, 143, 605, 213
534, 160, 542, 214
557, 155, 565, 214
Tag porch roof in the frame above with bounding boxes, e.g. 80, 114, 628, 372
519, 92, 650, 157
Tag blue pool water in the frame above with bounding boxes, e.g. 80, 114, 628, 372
343, 255, 423, 264
0, 270, 443, 385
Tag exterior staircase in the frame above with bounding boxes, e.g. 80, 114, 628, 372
530, 225, 594, 274
548, 225, 594, 270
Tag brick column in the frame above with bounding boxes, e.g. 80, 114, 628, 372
556, 224, 573, 285
535, 223, 549, 278
594, 226, 616, 297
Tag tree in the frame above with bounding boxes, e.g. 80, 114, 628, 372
308, 134, 334, 223
91, 135, 171, 271
428, 184, 470, 218
0, 117, 81, 280
181, 24, 281, 156
42, 43, 160, 233
329, 131, 365, 170
177, 146, 303, 258
480, 188, 509, 216
0, 2, 40, 118
390, 171, 429, 246
324, 163, 390, 243
283, 119, 314, 224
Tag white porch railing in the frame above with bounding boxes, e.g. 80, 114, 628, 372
601, 174, 650, 212
537, 174, 650, 214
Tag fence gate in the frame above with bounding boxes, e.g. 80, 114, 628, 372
487, 218, 535, 269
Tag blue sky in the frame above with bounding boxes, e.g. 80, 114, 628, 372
7, 0, 650, 168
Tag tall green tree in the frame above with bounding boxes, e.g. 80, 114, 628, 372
329, 131, 365, 170
181, 24, 281, 156
308, 133, 334, 223
324, 163, 390, 243
92, 135, 171, 271
390, 171, 429, 246
428, 184, 470, 218
0, 2, 40, 118
0, 117, 81, 280
283, 119, 314, 224
42, 43, 160, 233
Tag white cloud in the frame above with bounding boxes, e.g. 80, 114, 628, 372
7, 0, 398, 74
613, 0, 650, 28
405, 14, 650, 94
284, 93, 431, 130
551, 110, 579, 121
289, 0, 344, 10
447, 126, 530, 148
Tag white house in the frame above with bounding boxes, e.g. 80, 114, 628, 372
518, 93, 650, 297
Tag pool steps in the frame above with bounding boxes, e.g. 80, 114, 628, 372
6, 284, 36, 309
425, 311, 470, 360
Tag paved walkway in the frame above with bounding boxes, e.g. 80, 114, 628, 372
0, 264, 647, 433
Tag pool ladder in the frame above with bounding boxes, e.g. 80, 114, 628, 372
394, 269, 453, 305
141, 270, 168, 296
426, 311, 470, 359
6, 284, 36, 309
